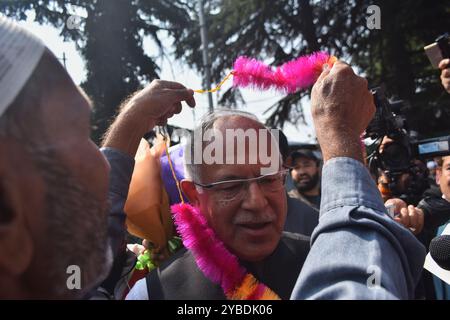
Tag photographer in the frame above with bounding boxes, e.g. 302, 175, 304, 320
374, 145, 450, 245
423, 154, 450, 299
369, 133, 428, 233
382, 155, 450, 299
418, 156, 450, 239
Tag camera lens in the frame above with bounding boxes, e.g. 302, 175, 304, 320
380, 142, 411, 170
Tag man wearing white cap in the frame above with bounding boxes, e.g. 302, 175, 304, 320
0, 16, 195, 298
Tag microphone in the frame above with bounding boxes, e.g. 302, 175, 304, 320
429, 235, 450, 271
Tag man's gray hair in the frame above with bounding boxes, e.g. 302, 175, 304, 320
184, 109, 279, 183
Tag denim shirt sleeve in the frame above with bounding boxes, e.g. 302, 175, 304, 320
100, 147, 135, 259
290, 157, 426, 300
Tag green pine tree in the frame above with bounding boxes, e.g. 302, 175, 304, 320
1, 0, 192, 143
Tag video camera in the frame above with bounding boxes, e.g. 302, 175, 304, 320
364, 86, 450, 204
365, 86, 411, 172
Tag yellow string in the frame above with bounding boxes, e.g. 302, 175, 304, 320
163, 135, 185, 204
194, 71, 235, 93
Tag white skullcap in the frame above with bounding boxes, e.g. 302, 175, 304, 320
0, 15, 45, 117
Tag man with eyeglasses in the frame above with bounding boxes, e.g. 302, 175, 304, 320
126, 110, 311, 299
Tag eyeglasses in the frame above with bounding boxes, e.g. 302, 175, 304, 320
193, 170, 288, 203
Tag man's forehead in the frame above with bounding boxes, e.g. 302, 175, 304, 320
209, 116, 278, 150
192, 114, 282, 181
293, 156, 315, 164
442, 156, 450, 166
213, 115, 265, 131
40, 80, 92, 131
202, 162, 277, 181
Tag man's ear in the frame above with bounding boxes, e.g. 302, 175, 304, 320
0, 144, 34, 276
436, 167, 442, 186
180, 179, 201, 206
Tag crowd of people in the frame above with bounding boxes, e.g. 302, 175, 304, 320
1, 15, 450, 300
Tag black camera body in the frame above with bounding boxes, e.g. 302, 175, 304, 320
365, 86, 411, 172
364, 86, 449, 204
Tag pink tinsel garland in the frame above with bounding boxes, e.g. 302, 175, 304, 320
171, 203, 246, 294
232, 51, 336, 93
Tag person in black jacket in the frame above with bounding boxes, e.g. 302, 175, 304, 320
381, 155, 450, 299
416, 156, 450, 248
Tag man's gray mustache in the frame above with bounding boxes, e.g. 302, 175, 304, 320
233, 213, 276, 225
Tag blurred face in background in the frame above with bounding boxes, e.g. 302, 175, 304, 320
291, 157, 320, 192
436, 156, 450, 201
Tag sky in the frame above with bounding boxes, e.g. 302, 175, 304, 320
13, 11, 318, 144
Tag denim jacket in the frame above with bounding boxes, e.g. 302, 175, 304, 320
290, 157, 425, 299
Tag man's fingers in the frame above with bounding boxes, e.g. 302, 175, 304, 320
442, 69, 450, 78
328, 60, 354, 76
168, 88, 196, 107
153, 79, 196, 107
399, 207, 410, 228
315, 61, 333, 84
155, 80, 188, 90
156, 118, 168, 126
408, 205, 419, 233
174, 102, 182, 114
417, 208, 424, 234
411, 207, 424, 234
444, 79, 450, 91
167, 111, 175, 120
390, 202, 423, 234
183, 88, 196, 108
385, 198, 407, 214
438, 58, 450, 70
186, 94, 196, 108
161, 110, 176, 123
